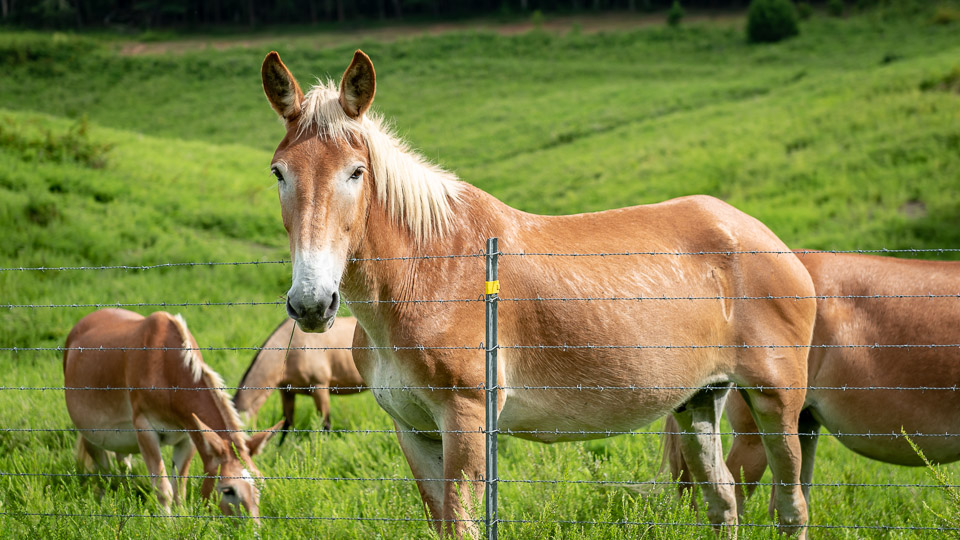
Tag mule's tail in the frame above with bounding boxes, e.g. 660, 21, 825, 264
660, 415, 695, 497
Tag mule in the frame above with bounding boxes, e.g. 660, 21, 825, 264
63, 308, 281, 519
234, 316, 365, 443
260, 50, 818, 537
663, 252, 960, 517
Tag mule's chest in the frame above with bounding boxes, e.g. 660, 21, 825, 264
361, 349, 440, 434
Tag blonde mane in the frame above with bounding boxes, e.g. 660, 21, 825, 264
171, 314, 248, 441
298, 81, 462, 243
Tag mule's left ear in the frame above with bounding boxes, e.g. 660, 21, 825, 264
193, 413, 229, 458
338, 50, 376, 120
262, 51, 304, 121
246, 421, 284, 455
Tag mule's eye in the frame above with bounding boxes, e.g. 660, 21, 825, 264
349, 167, 365, 180
272, 167, 284, 183
221, 487, 236, 497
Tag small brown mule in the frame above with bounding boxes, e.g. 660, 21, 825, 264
234, 316, 365, 443
261, 50, 818, 537
63, 308, 281, 519
664, 253, 960, 517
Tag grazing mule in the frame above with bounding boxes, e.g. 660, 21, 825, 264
663, 253, 960, 516
234, 316, 365, 443
260, 50, 818, 537
63, 308, 281, 518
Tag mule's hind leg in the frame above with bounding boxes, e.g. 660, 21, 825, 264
724, 389, 768, 516
797, 410, 820, 511
740, 384, 808, 538
671, 383, 738, 534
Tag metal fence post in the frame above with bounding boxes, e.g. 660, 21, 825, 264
484, 237, 499, 540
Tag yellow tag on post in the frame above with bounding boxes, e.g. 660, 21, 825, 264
485, 280, 500, 295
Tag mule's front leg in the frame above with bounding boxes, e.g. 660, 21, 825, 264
439, 403, 485, 538
394, 420, 445, 534
394, 402, 485, 539
132, 414, 174, 511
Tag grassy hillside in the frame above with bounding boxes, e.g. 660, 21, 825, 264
1, 4, 960, 537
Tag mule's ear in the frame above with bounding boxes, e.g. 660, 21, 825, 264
338, 50, 376, 120
193, 413, 228, 458
261, 51, 304, 120
246, 421, 284, 455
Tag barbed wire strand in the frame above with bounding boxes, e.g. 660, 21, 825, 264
6, 291, 960, 310
1, 426, 956, 438
5, 343, 960, 354
3, 247, 958, 273
1, 470, 957, 490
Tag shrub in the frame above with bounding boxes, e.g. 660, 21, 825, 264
797, 2, 813, 19
667, 1, 684, 27
747, 0, 800, 44
828, 0, 844, 17
932, 5, 960, 24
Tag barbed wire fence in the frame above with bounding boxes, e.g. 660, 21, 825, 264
2, 241, 960, 536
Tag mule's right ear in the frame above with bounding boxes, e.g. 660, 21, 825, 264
261, 51, 304, 121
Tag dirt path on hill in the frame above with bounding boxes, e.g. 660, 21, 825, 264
119, 12, 741, 56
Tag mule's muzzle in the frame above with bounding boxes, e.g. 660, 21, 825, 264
286, 292, 339, 333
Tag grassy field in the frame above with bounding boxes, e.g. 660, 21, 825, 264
2, 4, 960, 537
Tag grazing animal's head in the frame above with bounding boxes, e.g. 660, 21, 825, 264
262, 50, 459, 333
193, 414, 281, 522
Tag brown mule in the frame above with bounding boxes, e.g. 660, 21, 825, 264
261, 50, 817, 537
664, 252, 960, 518
234, 316, 365, 443
63, 308, 281, 519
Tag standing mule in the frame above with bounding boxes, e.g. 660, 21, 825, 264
664, 253, 960, 516
63, 308, 281, 519
234, 316, 365, 443
260, 50, 817, 537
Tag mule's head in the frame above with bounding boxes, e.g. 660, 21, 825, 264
262, 50, 376, 333
194, 415, 282, 522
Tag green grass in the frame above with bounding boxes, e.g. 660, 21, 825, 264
2, 4, 960, 537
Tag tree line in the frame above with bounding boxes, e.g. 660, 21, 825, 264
5, 0, 772, 29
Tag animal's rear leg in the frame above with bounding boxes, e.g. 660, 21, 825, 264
741, 386, 808, 538
725, 389, 768, 516
672, 383, 738, 536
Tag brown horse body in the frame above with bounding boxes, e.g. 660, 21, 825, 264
234, 316, 364, 440
63, 308, 280, 517
261, 50, 818, 536
665, 253, 960, 514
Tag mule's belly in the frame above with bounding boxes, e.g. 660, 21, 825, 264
498, 376, 713, 443
811, 391, 960, 465
66, 387, 141, 453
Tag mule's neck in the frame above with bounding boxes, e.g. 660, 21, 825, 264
341, 180, 515, 327
234, 320, 294, 414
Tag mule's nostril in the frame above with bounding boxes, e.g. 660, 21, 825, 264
324, 291, 340, 319
286, 298, 300, 319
